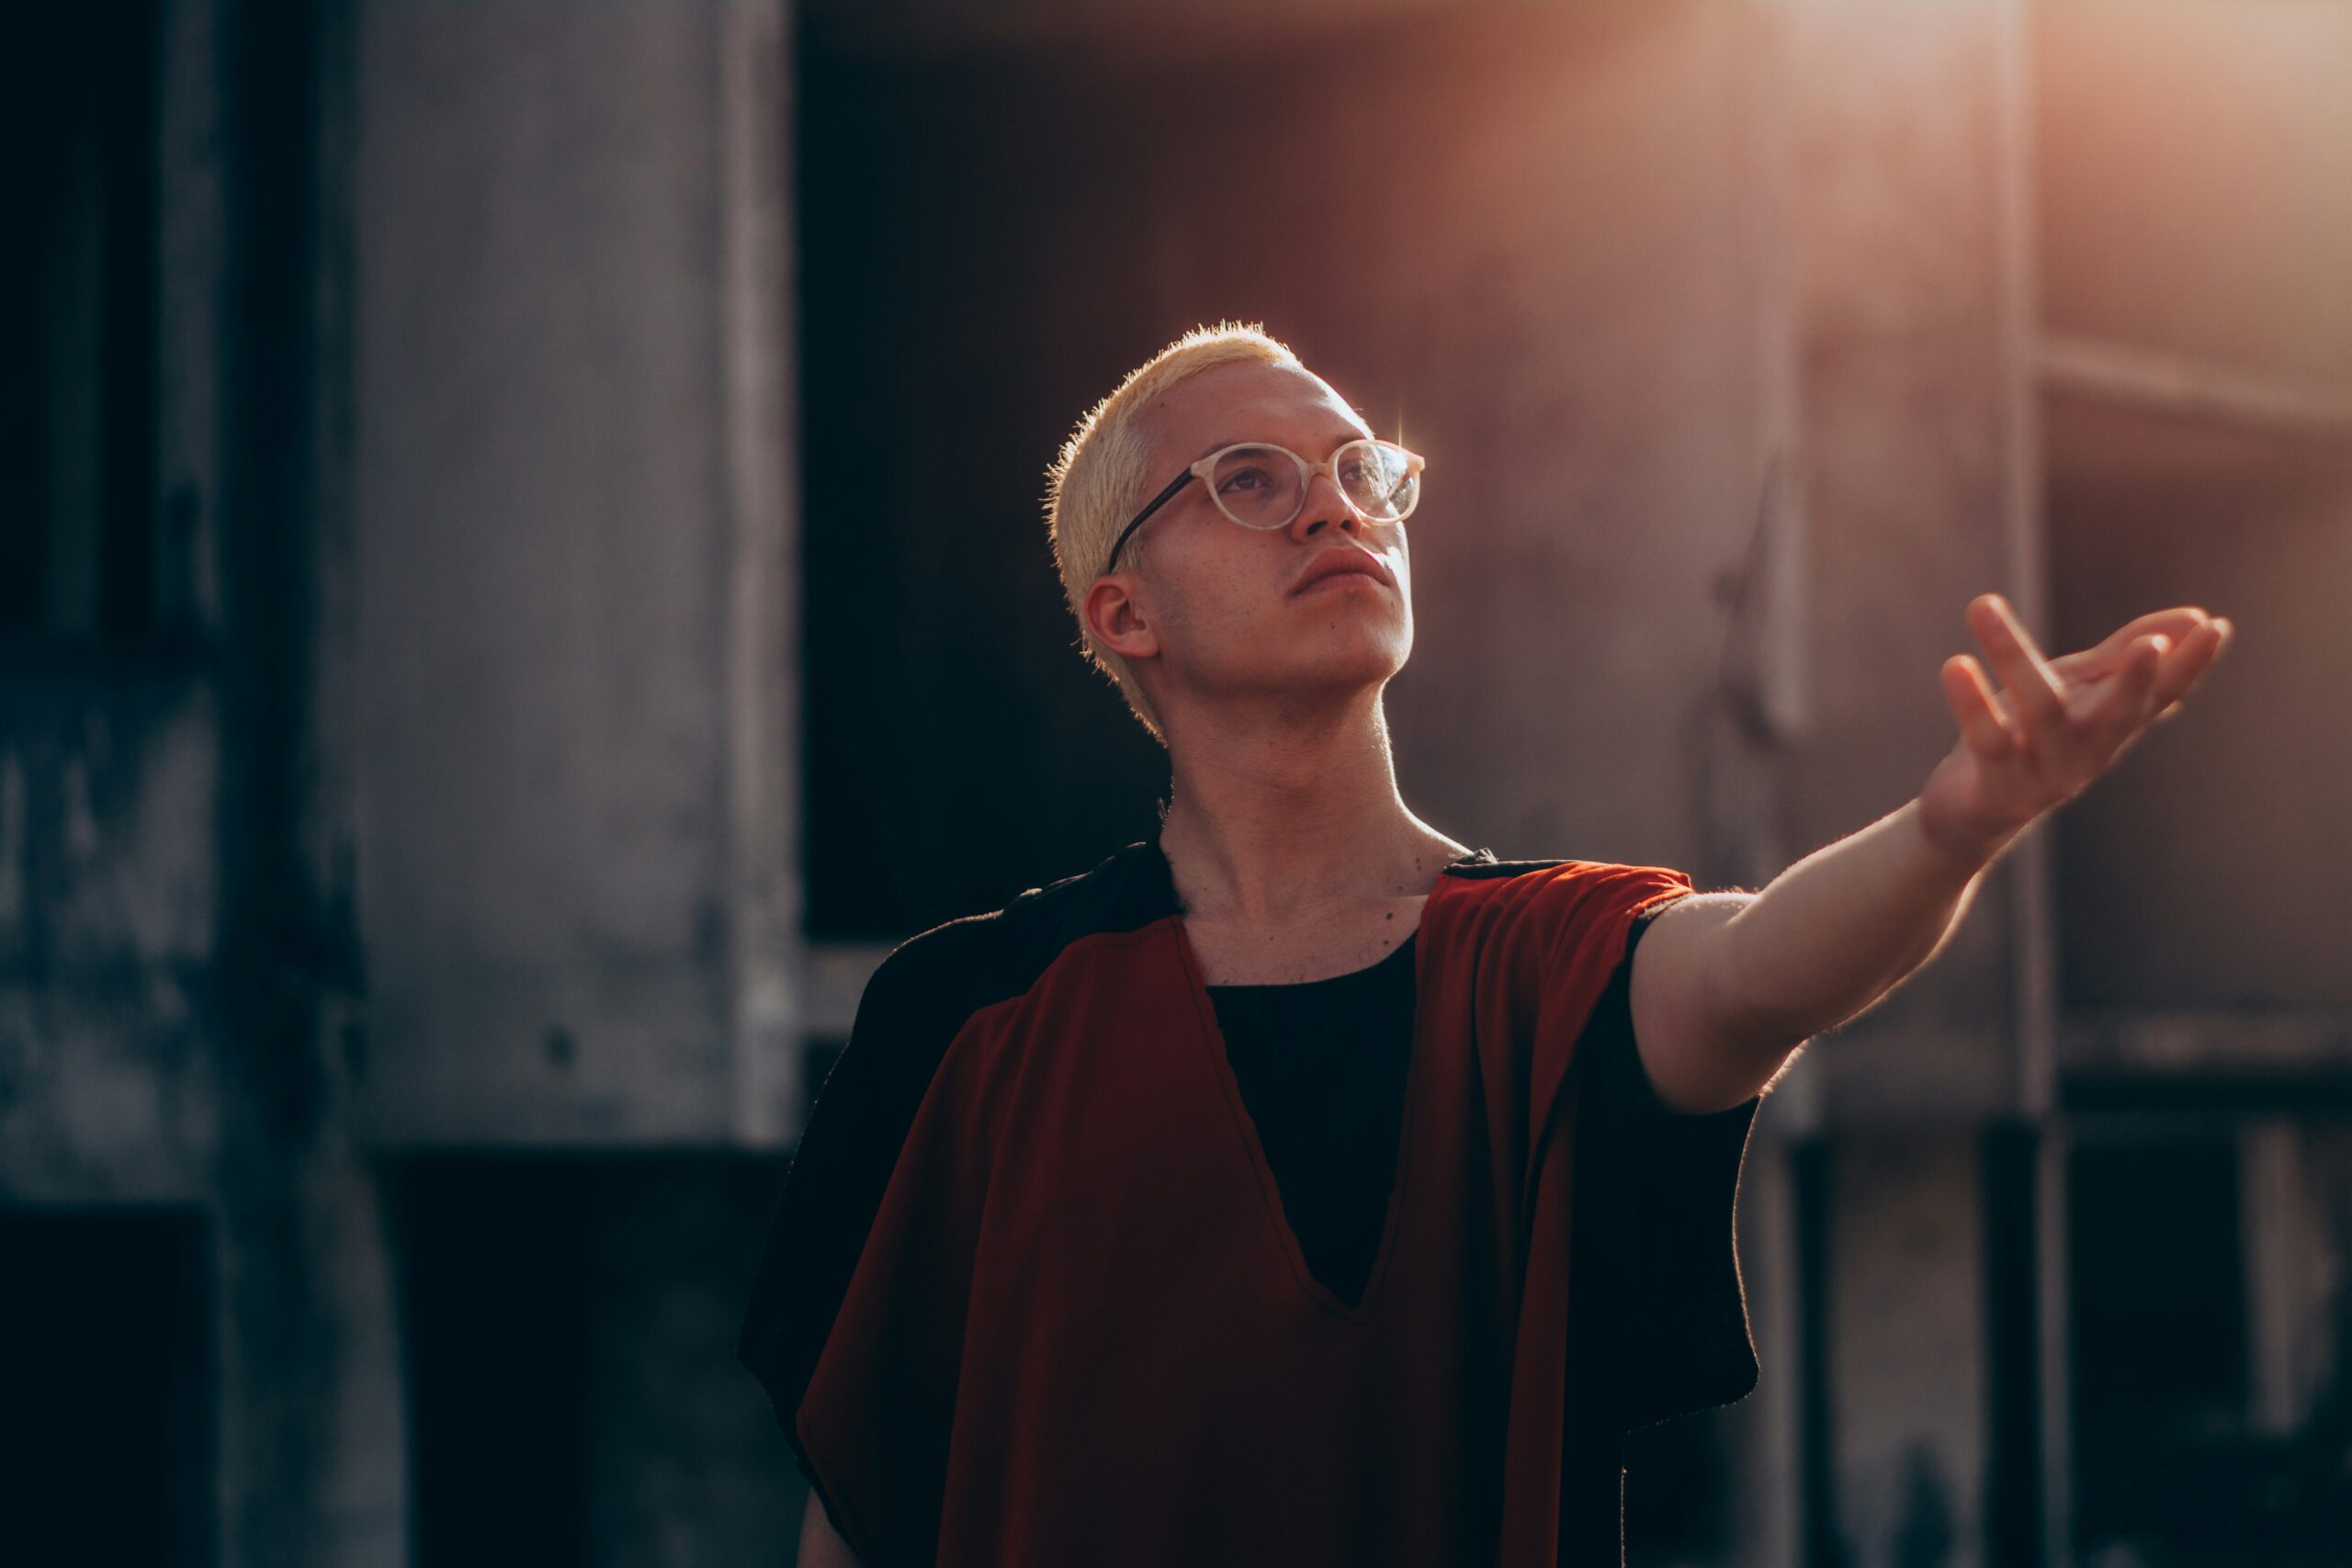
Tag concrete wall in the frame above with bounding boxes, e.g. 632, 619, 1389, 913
2048, 463, 2352, 1012
2036, 0, 2352, 1018
2, 1, 411, 1560
351, 0, 797, 1145
2035, 0, 2352, 386
0, 689, 224, 1201
1766, 0, 2039, 1125
8, 3, 800, 1564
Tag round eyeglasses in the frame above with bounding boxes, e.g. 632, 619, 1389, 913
1101, 437, 1425, 579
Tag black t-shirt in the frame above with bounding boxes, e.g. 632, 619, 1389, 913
1204, 931, 1421, 1309
1204, 907, 1670, 1314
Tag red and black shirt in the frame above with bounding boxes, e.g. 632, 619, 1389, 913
738, 838, 1763, 1566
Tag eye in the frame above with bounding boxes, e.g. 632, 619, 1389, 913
1218, 465, 1276, 493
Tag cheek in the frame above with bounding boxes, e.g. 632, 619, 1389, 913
1163, 537, 1283, 624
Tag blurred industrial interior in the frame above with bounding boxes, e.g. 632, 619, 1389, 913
4, 0, 2349, 1564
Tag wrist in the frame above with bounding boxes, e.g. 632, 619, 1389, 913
1906, 795, 2015, 877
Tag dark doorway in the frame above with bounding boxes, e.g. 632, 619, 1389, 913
393, 1154, 798, 1568
0, 1206, 213, 1568
0, 0, 162, 647
396, 1157, 600, 1568
2066, 1133, 2247, 1562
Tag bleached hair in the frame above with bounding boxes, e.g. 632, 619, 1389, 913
1044, 321, 1304, 746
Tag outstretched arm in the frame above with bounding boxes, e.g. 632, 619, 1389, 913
1630, 592, 2233, 1117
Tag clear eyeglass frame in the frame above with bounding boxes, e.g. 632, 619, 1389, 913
1100, 436, 1426, 579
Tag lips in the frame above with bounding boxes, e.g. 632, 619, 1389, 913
1291, 547, 1391, 596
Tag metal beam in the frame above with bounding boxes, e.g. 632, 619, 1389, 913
2041, 334, 2352, 441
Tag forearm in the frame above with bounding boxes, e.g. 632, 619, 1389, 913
1707, 797, 2010, 1052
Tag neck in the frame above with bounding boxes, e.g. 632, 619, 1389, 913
1154, 685, 1470, 925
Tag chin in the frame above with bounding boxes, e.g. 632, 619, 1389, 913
1308, 640, 1412, 693
1317, 617, 1411, 672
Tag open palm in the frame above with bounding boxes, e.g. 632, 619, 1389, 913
1917, 592, 2233, 864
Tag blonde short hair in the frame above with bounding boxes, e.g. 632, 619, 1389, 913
1043, 321, 1305, 745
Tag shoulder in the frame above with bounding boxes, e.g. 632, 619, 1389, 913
736, 838, 1174, 1406
854, 836, 1176, 1029
1437, 853, 1698, 942
850, 909, 1001, 1040
1439, 852, 1692, 894
830, 836, 1181, 1116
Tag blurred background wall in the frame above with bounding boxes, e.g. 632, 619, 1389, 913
3, 0, 2348, 1564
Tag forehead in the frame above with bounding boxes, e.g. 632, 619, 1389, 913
1136, 359, 1372, 471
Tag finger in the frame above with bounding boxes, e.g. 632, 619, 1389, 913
2071, 612, 2234, 728
1970, 593, 2069, 739
2154, 611, 2229, 724
2052, 605, 2212, 683
2149, 638, 2212, 725
2149, 613, 2234, 712
2093, 633, 2169, 735
2088, 635, 2173, 769
1941, 653, 2020, 758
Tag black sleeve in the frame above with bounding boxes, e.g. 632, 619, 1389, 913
734, 916, 999, 1516
1568, 900, 1764, 1434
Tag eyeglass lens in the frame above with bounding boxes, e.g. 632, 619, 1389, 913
1206, 441, 1419, 529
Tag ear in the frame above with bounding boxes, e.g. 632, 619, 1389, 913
1084, 574, 1160, 662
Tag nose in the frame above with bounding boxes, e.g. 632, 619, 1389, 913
1289, 468, 1370, 546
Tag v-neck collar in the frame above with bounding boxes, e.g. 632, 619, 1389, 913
1148, 835, 1497, 1323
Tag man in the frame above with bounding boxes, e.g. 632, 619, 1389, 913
740, 323, 2231, 1566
